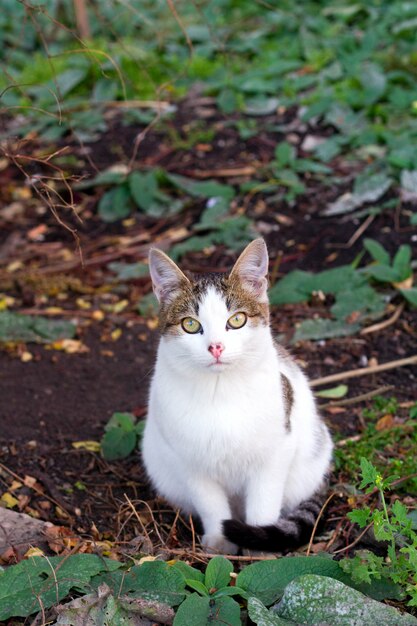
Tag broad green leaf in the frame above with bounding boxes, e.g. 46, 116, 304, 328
171, 561, 204, 584
76, 167, 129, 189
125, 561, 186, 607
330, 285, 385, 320
293, 318, 360, 342
365, 264, 402, 283
101, 427, 137, 461
363, 239, 391, 266
268, 270, 314, 305
173, 593, 241, 626
204, 556, 233, 591
274, 142, 296, 167
109, 261, 149, 280
217, 87, 238, 114
137, 293, 159, 317
400, 170, 417, 201
98, 185, 132, 222
248, 597, 295, 625
166, 173, 234, 201
323, 173, 392, 216
55, 68, 87, 97
105, 412, 136, 432
0, 555, 121, 620
128, 171, 158, 212
185, 579, 209, 596
315, 385, 348, 399
275, 575, 416, 625
400, 288, 417, 307
359, 62, 386, 104
392, 245, 412, 280
0, 311, 75, 343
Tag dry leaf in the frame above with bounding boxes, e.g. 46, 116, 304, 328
376, 413, 395, 431
72, 440, 101, 452
1, 492, 19, 508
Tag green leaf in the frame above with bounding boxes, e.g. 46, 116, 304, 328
359, 457, 379, 490
76, 167, 129, 189
137, 292, 159, 317
109, 261, 149, 280
274, 142, 296, 167
166, 173, 234, 201
185, 579, 209, 596
399, 288, 417, 307
293, 318, 360, 342
347, 508, 371, 528
248, 597, 294, 625
55, 68, 88, 97
173, 593, 241, 626
128, 170, 158, 212
366, 264, 402, 283
323, 173, 392, 216
275, 575, 417, 625
105, 412, 136, 432
217, 88, 238, 114
392, 245, 412, 280
204, 557, 233, 591
171, 561, 204, 584
0, 555, 121, 620
237, 557, 348, 606
101, 427, 137, 461
315, 385, 348, 399
0, 311, 76, 343
124, 561, 186, 607
363, 239, 391, 266
98, 185, 132, 222
268, 270, 314, 305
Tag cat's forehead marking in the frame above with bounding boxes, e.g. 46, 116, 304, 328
158, 270, 269, 335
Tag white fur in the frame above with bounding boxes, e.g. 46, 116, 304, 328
143, 241, 333, 553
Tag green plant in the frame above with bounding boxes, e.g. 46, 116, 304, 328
100, 412, 144, 461
334, 399, 417, 493
341, 458, 417, 606
364, 239, 417, 306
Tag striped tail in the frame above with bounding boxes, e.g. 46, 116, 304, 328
222, 494, 323, 552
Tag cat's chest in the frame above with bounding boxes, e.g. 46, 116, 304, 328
151, 362, 285, 455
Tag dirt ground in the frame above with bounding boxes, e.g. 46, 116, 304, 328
1, 99, 416, 561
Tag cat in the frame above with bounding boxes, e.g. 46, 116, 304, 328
142, 238, 333, 553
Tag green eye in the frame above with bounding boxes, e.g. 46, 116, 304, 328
181, 317, 202, 334
227, 312, 247, 330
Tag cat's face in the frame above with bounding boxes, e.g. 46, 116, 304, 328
149, 239, 271, 373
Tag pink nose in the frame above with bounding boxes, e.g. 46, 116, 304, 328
208, 342, 224, 359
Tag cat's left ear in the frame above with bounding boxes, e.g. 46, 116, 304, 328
148, 248, 190, 303
230, 238, 269, 301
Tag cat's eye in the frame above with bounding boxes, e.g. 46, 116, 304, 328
181, 317, 202, 334
227, 312, 247, 330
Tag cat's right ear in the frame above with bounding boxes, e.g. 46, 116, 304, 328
148, 249, 190, 303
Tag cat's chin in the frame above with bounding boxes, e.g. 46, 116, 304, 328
207, 361, 229, 372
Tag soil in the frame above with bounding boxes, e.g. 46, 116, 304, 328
0, 97, 416, 563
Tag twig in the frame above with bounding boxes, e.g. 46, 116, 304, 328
320, 385, 393, 409
332, 522, 374, 555
306, 492, 337, 556
330, 214, 376, 249
167, 548, 277, 562
360, 302, 405, 335
310, 354, 417, 388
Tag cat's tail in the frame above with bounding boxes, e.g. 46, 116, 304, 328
222, 494, 324, 552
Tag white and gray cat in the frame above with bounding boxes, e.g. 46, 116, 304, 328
143, 238, 333, 553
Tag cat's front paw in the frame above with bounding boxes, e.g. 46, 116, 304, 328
202, 533, 238, 555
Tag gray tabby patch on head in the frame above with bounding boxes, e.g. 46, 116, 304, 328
148, 239, 270, 335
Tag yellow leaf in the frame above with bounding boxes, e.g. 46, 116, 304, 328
138, 555, 158, 565
146, 318, 159, 330
24, 547, 45, 558
21, 351, 33, 362
92, 310, 105, 321
76, 297, 92, 310
1, 492, 19, 508
72, 440, 101, 452
50, 339, 89, 354
10, 480, 22, 491
6, 260, 23, 272
111, 328, 122, 341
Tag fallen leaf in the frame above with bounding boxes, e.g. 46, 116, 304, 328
324, 406, 347, 414
376, 414, 395, 431
111, 328, 122, 341
23, 475, 38, 488
20, 351, 33, 362
146, 318, 158, 330
72, 440, 101, 452
50, 339, 89, 354
24, 547, 45, 558
45, 525, 79, 553
27, 224, 47, 241
1, 492, 19, 508
76, 297, 92, 310
92, 310, 105, 321
9, 480, 22, 491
